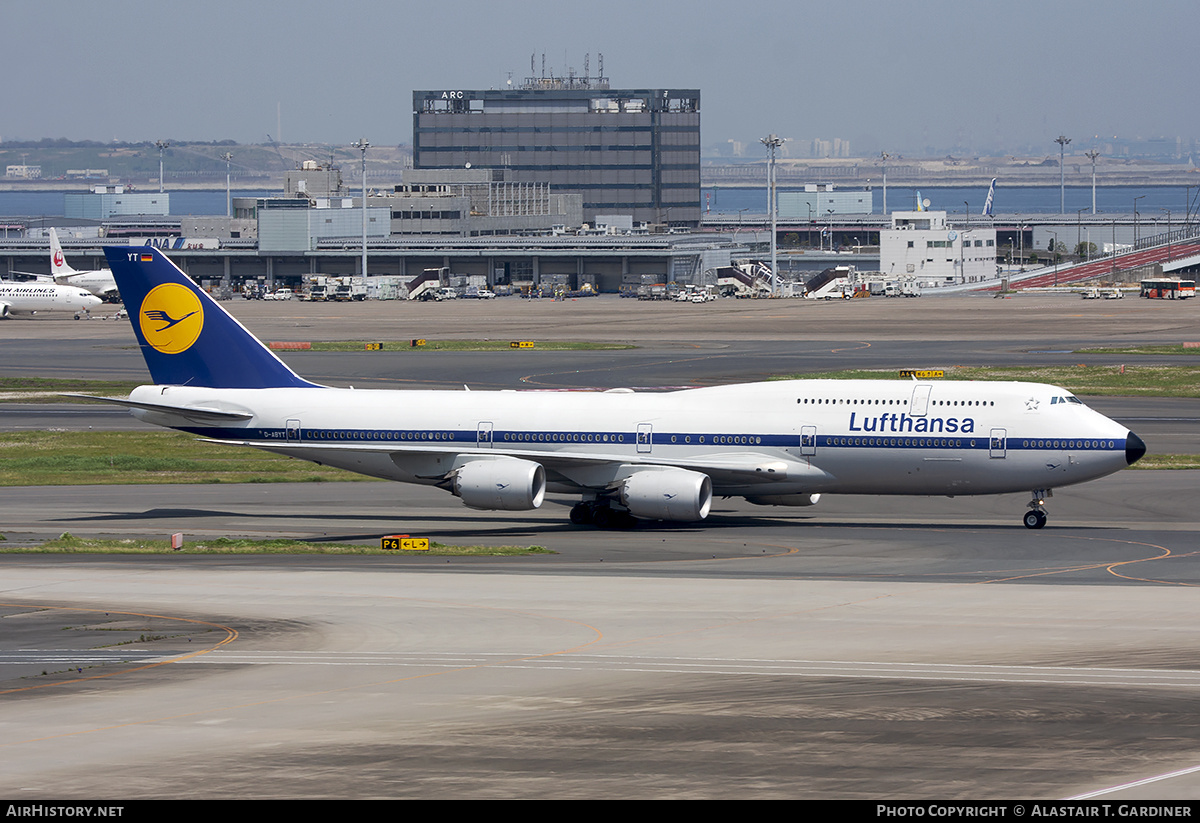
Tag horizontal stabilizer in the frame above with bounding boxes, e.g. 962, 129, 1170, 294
65, 394, 254, 422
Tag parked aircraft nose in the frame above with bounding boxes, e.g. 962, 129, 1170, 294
1125, 432, 1146, 466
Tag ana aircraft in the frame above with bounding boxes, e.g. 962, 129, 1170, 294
0, 280, 102, 318
85, 246, 1145, 529
47, 228, 119, 301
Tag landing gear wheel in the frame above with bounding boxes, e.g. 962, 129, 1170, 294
592, 506, 613, 529
572, 501, 637, 529
1023, 510, 1047, 530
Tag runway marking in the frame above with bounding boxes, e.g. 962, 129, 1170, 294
587, 530, 1192, 662
1069, 762, 1200, 799
733, 529, 1188, 589
159, 651, 1200, 688
1104, 545, 1200, 586
829, 341, 871, 353
0, 602, 237, 696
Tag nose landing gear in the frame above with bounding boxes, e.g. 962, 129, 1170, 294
1024, 489, 1052, 529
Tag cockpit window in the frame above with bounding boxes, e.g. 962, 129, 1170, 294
1050, 396, 1084, 406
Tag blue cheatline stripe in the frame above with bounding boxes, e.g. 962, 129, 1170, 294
173, 426, 1125, 454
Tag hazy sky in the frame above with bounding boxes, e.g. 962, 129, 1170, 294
5, 0, 1194, 156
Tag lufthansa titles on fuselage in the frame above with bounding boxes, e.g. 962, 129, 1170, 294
848, 411, 976, 434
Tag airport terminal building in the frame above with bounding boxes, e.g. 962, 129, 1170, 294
412, 84, 701, 228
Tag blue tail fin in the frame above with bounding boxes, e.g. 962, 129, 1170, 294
104, 246, 319, 389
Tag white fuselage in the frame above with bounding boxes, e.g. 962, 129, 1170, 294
128, 378, 1134, 500
56, 269, 118, 298
0, 283, 103, 317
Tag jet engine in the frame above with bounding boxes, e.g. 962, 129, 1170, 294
619, 469, 712, 522
452, 459, 546, 511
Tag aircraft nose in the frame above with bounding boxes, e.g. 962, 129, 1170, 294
1125, 432, 1146, 466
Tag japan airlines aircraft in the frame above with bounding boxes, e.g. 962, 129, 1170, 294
0, 281, 102, 318
47, 228, 119, 301
86, 246, 1145, 530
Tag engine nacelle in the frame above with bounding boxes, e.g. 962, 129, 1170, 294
619, 469, 712, 522
745, 493, 822, 507
0, 304, 9, 319
452, 459, 546, 511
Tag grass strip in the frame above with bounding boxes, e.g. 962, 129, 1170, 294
1074, 345, 1200, 356
0, 376, 144, 402
0, 430, 373, 486
1128, 454, 1200, 470
305, 340, 635, 352
10, 534, 550, 556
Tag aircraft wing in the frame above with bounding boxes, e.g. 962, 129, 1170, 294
198, 437, 829, 489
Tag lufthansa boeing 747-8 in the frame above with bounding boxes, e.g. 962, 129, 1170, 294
79, 247, 1144, 529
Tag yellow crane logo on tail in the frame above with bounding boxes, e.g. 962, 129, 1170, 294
139, 283, 204, 354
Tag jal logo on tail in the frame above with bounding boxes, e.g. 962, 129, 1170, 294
139, 283, 204, 354
53, 250, 65, 268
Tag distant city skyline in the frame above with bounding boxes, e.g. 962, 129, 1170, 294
5, 0, 1196, 159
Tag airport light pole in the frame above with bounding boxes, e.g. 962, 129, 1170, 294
1133, 195, 1145, 246
960, 202, 969, 283
352, 138, 370, 278
760, 134, 783, 295
1085, 149, 1100, 214
1054, 135, 1071, 213
221, 152, 233, 218
1076, 207, 1087, 258
879, 151, 890, 215
155, 140, 170, 194
1112, 219, 1118, 277
1163, 209, 1172, 261
1019, 219, 1025, 270
1050, 231, 1059, 287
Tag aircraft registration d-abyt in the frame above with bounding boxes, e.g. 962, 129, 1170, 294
84, 247, 1145, 530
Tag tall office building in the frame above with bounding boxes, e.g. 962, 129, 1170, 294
413, 81, 700, 227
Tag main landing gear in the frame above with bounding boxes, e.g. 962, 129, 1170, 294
1023, 489, 1052, 529
570, 501, 637, 530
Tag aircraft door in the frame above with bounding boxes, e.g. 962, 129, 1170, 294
989, 427, 1006, 458
286, 418, 301, 443
800, 425, 817, 456
477, 421, 494, 448
637, 423, 653, 453
910, 384, 932, 416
